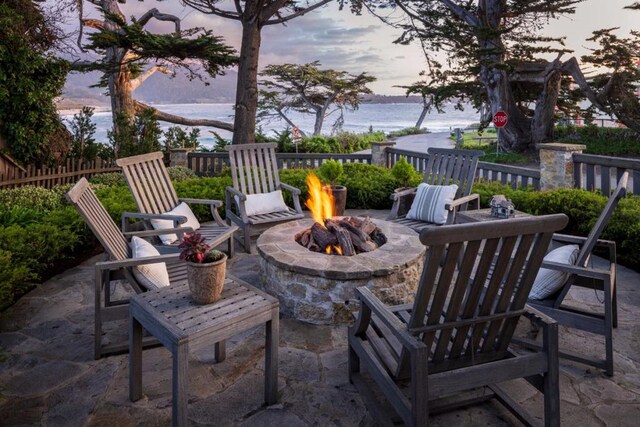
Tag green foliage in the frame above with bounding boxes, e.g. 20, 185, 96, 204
89, 172, 126, 187
387, 127, 429, 138
68, 106, 99, 161
0, 206, 44, 227
472, 181, 640, 269
319, 160, 343, 186
555, 125, 640, 156
167, 166, 197, 182
391, 156, 416, 188
173, 177, 233, 221
270, 130, 385, 153
108, 109, 163, 158
0, 186, 64, 211
0, 0, 69, 165
164, 127, 201, 150
0, 249, 35, 310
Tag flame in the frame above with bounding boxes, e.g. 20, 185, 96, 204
305, 173, 335, 226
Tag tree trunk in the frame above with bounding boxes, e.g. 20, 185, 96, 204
415, 104, 428, 128
313, 109, 324, 135
531, 69, 562, 144
232, 19, 261, 144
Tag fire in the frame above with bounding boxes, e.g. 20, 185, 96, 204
305, 173, 335, 226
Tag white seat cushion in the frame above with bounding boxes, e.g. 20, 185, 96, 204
529, 244, 580, 300
150, 202, 200, 245
130, 236, 170, 290
406, 183, 458, 225
242, 190, 289, 216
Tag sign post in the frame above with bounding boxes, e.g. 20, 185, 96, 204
493, 110, 508, 153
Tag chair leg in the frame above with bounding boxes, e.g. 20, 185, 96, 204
612, 279, 618, 329
243, 225, 252, 254
227, 235, 234, 259
215, 341, 226, 363
410, 347, 429, 427
604, 277, 615, 376
348, 339, 360, 384
94, 268, 104, 360
543, 322, 561, 427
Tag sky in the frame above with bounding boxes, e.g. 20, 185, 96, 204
73, 0, 638, 95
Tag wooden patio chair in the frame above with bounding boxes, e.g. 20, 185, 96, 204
225, 143, 304, 252
387, 147, 484, 232
524, 171, 629, 376
116, 152, 238, 257
66, 178, 227, 361
349, 214, 568, 426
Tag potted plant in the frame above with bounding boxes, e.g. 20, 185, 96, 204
319, 159, 347, 216
179, 233, 227, 304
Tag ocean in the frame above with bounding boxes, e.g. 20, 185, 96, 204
60, 103, 480, 149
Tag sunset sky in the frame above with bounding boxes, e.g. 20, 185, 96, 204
75, 0, 638, 95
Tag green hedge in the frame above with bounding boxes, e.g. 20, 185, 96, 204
554, 125, 640, 156
473, 181, 640, 269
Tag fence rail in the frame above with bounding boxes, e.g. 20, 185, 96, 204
0, 159, 120, 190
386, 148, 540, 189
573, 153, 640, 195
188, 152, 372, 176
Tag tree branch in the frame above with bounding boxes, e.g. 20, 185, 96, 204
276, 109, 305, 136
180, 1, 242, 20
561, 57, 607, 111
135, 101, 234, 132
264, 0, 333, 25
130, 66, 174, 91
137, 8, 181, 33
437, 0, 481, 27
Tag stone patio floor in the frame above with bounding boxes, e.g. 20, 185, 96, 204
1, 209, 639, 426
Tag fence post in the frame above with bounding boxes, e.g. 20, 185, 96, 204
170, 148, 194, 167
537, 142, 586, 191
371, 141, 396, 168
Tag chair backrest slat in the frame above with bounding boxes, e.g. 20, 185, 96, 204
576, 171, 628, 267
66, 178, 129, 261
396, 214, 568, 376
424, 148, 483, 198
226, 143, 281, 195
117, 152, 179, 215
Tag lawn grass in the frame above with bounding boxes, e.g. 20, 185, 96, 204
452, 129, 534, 165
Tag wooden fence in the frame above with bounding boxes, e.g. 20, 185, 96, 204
386, 148, 541, 190
573, 153, 640, 195
188, 151, 372, 177
0, 158, 120, 190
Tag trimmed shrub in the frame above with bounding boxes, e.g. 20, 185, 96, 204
173, 176, 233, 221
0, 249, 35, 310
167, 166, 197, 182
555, 125, 640, 156
0, 186, 64, 211
89, 172, 126, 187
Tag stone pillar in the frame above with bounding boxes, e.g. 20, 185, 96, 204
170, 148, 194, 168
537, 143, 586, 191
370, 141, 396, 168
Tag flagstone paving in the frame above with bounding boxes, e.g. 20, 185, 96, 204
1, 210, 639, 426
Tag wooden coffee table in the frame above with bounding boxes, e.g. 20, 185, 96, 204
129, 275, 279, 427
456, 208, 531, 224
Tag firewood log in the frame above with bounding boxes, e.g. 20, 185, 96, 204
371, 228, 387, 247
339, 220, 377, 252
311, 222, 338, 250
326, 222, 355, 256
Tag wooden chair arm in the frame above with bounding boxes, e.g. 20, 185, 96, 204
225, 186, 246, 201
354, 287, 425, 351
445, 193, 480, 211
121, 227, 194, 239
387, 188, 417, 220
279, 182, 301, 196
540, 260, 612, 281
179, 198, 225, 225
225, 186, 249, 222
121, 211, 187, 232
523, 305, 557, 328
95, 253, 181, 271
390, 187, 417, 201
552, 233, 616, 249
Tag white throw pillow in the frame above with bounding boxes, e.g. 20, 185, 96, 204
130, 236, 170, 290
529, 244, 580, 300
406, 183, 458, 225
150, 202, 200, 245
242, 190, 289, 216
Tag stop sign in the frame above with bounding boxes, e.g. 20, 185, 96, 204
493, 110, 508, 128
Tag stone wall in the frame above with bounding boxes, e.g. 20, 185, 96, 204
537, 143, 586, 191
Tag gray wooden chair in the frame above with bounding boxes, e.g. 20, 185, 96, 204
66, 178, 227, 361
524, 171, 629, 376
225, 143, 304, 253
116, 152, 238, 257
388, 147, 484, 232
349, 214, 568, 426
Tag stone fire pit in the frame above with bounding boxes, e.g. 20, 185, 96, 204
257, 218, 425, 324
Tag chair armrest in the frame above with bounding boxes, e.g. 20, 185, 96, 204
445, 193, 480, 211
179, 198, 223, 209
541, 260, 612, 281
121, 211, 187, 232
390, 187, 417, 201
279, 182, 301, 196
95, 253, 181, 271
388, 188, 417, 220
179, 198, 225, 225
226, 186, 248, 222
122, 227, 194, 239
225, 186, 246, 201
354, 287, 424, 351
523, 304, 557, 328
552, 233, 615, 249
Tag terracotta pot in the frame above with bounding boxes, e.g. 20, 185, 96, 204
325, 185, 347, 216
186, 254, 227, 304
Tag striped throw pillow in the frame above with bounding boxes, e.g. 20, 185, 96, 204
529, 244, 580, 300
406, 183, 458, 225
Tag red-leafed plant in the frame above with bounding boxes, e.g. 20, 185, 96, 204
178, 233, 224, 263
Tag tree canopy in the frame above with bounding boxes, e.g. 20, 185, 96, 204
258, 61, 376, 135
0, 0, 70, 165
